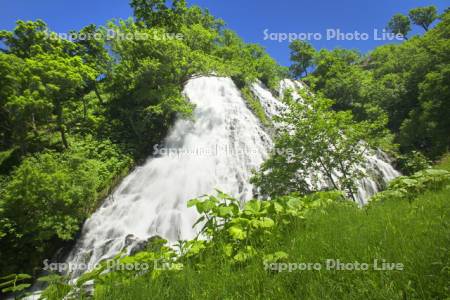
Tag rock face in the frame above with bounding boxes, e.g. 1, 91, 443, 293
127, 235, 166, 256
64, 76, 400, 277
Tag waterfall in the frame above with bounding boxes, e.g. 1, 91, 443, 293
65, 76, 272, 276
64, 76, 399, 276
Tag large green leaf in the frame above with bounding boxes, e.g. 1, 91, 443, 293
228, 226, 247, 240
243, 200, 262, 215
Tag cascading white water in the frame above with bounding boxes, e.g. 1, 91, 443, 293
65, 76, 400, 276
65, 76, 272, 276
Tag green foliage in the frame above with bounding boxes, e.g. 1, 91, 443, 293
436, 153, 450, 171
304, 9, 450, 159
185, 190, 343, 265
0, 20, 98, 153
409, 6, 438, 31
0, 148, 16, 170
0, 139, 131, 275
130, 0, 209, 32
387, 14, 411, 39
251, 89, 388, 201
104, 20, 195, 154
288, 40, 316, 78
303, 48, 390, 124
4, 151, 98, 239
0, 20, 74, 59
396, 150, 431, 175
0, 273, 31, 299
240, 86, 271, 126
37, 273, 72, 300
370, 168, 450, 203
130, 0, 170, 27
40, 238, 181, 299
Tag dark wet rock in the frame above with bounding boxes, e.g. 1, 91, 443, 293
129, 235, 167, 256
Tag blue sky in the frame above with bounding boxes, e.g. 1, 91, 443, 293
1, 0, 448, 66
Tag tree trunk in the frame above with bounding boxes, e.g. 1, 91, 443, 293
56, 101, 69, 149
93, 82, 104, 105
338, 159, 357, 202
31, 113, 39, 139
60, 124, 68, 149
82, 98, 87, 121
318, 157, 339, 191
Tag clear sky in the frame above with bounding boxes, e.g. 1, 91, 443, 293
1, 0, 448, 66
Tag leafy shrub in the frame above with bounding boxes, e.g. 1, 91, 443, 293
0, 138, 132, 276
0, 273, 31, 299
184, 191, 345, 264
396, 150, 431, 175
370, 168, 450, 203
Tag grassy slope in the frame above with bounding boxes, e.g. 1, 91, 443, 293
95, 158, 450, 300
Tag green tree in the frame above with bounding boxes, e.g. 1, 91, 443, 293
130, 0, 168, 27
409, 6, 438, 31
0, 21, 98, 152
443, 7, 450, 16
387, 14, 411, 39
104, 20, 194, 154
0, 150, 99, 274
0, 53, 25, 152
306, 10, 450, 158
252, 90, 386, 202
304, 48, 381, 121
289, 40, 316, 78
25, 54, 96, 148
71, 24, 111, 105
130, 0, 189, 31
0, 20, 50, 58
0, 20, 77, 59
0, 139, 131, 275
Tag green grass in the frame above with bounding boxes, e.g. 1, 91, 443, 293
94, 172, 450, 299
435, 153, 450, 171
